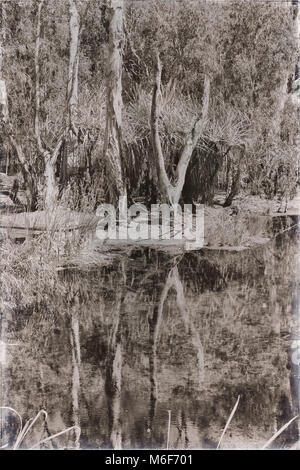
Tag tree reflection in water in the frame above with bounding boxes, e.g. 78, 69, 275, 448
2, 225, 300, 449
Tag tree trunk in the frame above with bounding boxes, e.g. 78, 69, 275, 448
103, 0, 126, 203
66, 0, 80, 170
0, 1, 5, 79
0, 78, 8, 122
34, 0, 44, 151
44, 159, 59, 209
293, 0, 300, 91
223, 147, 242, 207
273, 2, 299, 134
68, 0, 79, 132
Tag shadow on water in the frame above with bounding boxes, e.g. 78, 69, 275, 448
2, 217, 300, 449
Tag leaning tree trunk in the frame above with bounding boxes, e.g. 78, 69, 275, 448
103, 0, 127, 205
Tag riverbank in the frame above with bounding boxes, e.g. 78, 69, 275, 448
0, 190, 299, 258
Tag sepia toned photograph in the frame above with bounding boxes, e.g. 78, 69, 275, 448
0, 0, 300, 452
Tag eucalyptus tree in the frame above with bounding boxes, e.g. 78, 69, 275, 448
150, 52, 210, 205
0, 0, 38, 209
34, 0, 80, 208
0, 0, 82, 209
103, 0, 127, 207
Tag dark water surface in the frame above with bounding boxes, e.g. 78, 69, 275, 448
1, 217, 300, 449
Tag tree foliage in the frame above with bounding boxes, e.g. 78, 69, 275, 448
0, 0, 298, 208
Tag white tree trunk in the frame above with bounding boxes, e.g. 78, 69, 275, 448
0, 78, 8, 122
65, 0, 80, 170
103, 0, 126, 202
34, 0, 44, 150
44, 159, 59, 209
68, 0, 79, 129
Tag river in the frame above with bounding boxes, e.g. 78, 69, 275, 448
1, 216, 300, 449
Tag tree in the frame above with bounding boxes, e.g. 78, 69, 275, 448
34, 0, 80, 209
67, 0, 79, 136
103, 0, 126, 206
150, 52, 210, 205
0, 0, 39, 210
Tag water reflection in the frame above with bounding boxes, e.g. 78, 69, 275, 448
69, 293, 81, 449
147, 264, 205, 447
105, 290, 123, 449
2, 221, 300, 449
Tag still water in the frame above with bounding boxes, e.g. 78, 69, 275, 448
1, 217, 300, 449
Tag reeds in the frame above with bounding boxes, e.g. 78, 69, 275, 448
262, 416, 299, 450
217, 395, 240, 449
0, 407, 81, 450
215, 397, 299, 450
